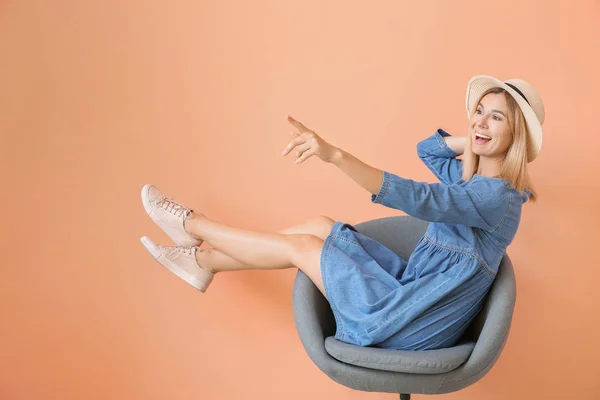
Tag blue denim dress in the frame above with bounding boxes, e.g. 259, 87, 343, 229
320, 129, 531, 350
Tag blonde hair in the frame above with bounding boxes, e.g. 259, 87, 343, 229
462, 87, 538, 203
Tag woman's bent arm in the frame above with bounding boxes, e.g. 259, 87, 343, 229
443, 136, 467, 155
331, 149, 384, 196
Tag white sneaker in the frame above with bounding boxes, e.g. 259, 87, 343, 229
141, 184, 202, 247
140, 236, 214, 292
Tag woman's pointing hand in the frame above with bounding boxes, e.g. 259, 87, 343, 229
282, 115, 340, 164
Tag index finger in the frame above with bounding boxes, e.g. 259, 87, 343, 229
287, 115, 310, 133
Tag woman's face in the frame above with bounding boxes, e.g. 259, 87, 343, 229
469, 92, 513, 158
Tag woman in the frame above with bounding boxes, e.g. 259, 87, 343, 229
140, 75, 544, 351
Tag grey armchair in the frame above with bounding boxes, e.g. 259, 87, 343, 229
292, 215, 517, 399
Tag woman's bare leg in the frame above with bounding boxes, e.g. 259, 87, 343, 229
184, 214, 335, 297
195, 216, 335, 272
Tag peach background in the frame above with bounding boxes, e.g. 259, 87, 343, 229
1, 1, 599, 399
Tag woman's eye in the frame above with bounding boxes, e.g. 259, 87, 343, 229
475, 109, 501, 121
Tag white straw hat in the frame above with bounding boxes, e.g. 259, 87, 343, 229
466, 75, 545, 163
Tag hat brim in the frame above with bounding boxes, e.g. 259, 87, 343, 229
466, 75, 542, 163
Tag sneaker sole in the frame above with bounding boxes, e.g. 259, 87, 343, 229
141, 184, 202, 247
140, 236, 212, 293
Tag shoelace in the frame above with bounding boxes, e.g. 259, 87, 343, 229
158, 244, 194, 256
157, 197, 191, 217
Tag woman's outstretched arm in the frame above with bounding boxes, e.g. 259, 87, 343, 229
283, 115, 384, 196
331, 149, 384, 196
330, 133, 467, 197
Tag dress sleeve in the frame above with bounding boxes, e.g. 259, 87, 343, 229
417, 129, 463, 186
371, 171, 512, 231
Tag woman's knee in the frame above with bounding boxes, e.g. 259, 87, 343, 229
285, 233, 317, 249
278, 215, 335, 240
287, 234, 327, 297
306, 215, 336, 239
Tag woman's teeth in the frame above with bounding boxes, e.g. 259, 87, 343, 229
475, 132, 492, 144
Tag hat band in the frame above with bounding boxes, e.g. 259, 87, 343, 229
504, 82, 530, 106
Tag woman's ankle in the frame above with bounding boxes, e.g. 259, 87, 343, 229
195, 248, 218, 274
184, 211, 206, 240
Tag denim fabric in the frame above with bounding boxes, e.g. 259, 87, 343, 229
320, 129, 530, 350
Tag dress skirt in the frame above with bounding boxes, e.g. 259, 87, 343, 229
319, 221, 495, 351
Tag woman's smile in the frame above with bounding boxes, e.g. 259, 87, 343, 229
474, 131, 492, 145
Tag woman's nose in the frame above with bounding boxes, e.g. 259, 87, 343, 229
477, 115, 488, 128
